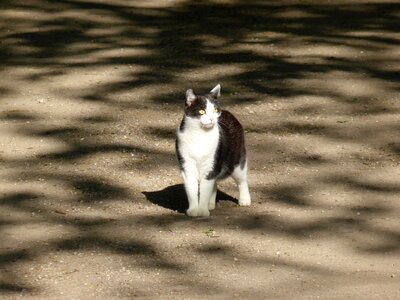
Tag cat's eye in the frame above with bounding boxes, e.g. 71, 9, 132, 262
199, 110, 205, 115
214, 108, 219, 113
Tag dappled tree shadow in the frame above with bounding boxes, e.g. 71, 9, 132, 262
0, 0, 399, 297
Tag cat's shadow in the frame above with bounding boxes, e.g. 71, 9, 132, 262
142, 184, 237, 213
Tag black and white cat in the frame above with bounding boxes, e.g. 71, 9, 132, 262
176, 84, 251, 217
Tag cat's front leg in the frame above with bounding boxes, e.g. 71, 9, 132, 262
198, 178, 216, 217
181, 170, 199, 217
208, 182, 217, 210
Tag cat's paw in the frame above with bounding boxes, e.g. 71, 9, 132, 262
186, 208, 199, 217
208, 201, 216, 210
239, 196, 251, 206
197, 208, 210, 217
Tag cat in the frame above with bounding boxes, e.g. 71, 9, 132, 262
175, 84, 251, 217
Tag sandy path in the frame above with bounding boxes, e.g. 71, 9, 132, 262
1, 0, 399, 299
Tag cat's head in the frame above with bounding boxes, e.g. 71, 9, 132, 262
184, 84, 222, 129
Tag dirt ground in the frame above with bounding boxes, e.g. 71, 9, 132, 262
1, 0, 400, 299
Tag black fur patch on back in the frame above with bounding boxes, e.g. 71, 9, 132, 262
206, 110, 246, 180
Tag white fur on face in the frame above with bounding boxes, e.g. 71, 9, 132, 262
200, 99, 219, 129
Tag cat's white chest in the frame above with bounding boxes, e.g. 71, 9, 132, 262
179, 126, 219, 159
191, 129, 218, 159
177, 117, 220, 176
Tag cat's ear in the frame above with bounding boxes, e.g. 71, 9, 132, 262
186, 89, 196, 106
210, 84, 221, 99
